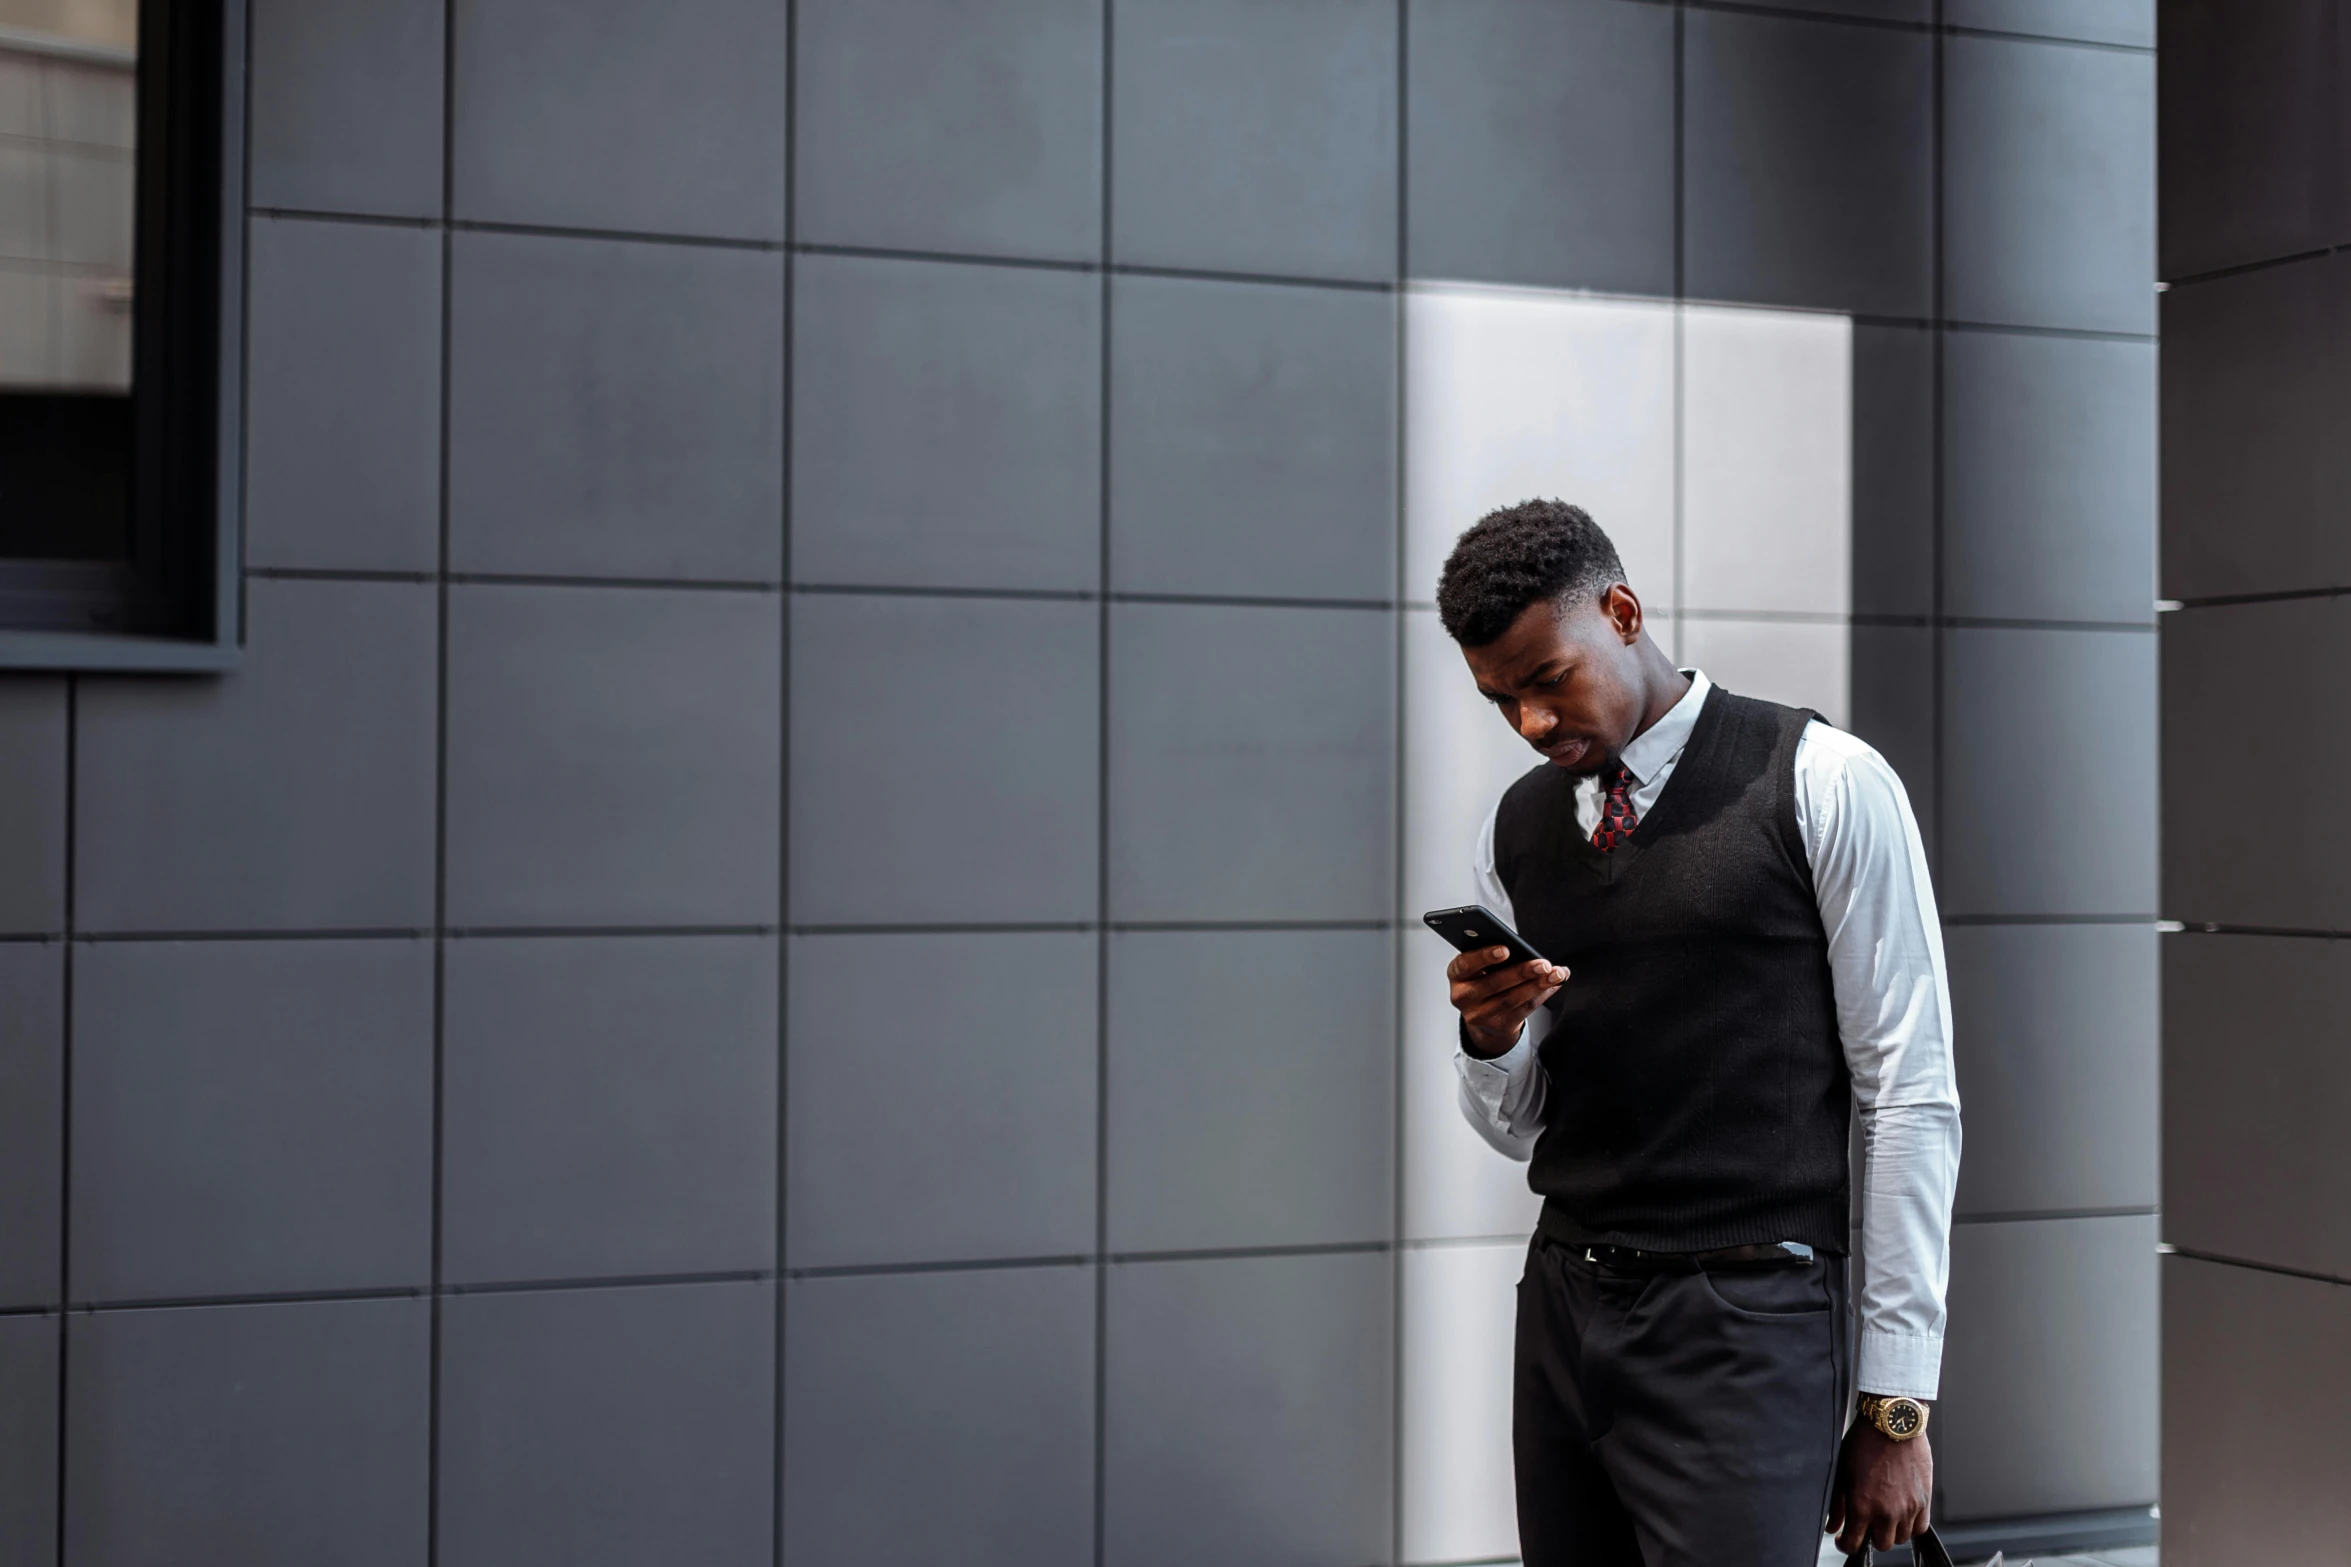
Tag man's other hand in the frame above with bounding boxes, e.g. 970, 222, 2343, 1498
1827, 1424, 1933, 1556
1447, 947, 1567, 1057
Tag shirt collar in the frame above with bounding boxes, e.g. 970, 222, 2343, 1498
1615, 669, 1711, 785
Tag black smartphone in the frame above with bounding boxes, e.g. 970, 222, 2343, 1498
1421, 904, 1548, 970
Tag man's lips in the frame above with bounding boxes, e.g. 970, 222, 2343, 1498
1540, 736, 1591, 766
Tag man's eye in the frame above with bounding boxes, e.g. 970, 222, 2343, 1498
1537, 673, 1565, 689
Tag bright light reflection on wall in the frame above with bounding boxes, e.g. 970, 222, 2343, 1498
1401, 283, 1853, 1565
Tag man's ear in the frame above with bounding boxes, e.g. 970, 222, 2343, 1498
1603, 583, 1643, 643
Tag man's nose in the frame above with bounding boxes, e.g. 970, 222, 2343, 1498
1518, 705, 1554, 742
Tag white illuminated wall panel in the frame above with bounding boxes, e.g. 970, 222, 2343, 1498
1401, 285, 1853, 1564
1402, 606, 1551, 1248
1682, 301, 1854, 728
1403, 284, 1677, 619
1678, 617, 1852, 729
1681, 303, 1853, 617
1400, 1241, 1524, 1566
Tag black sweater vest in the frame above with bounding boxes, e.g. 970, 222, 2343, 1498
1494, 684, 1851, 1253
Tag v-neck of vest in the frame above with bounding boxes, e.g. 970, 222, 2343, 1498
1565, 682, 1727, 879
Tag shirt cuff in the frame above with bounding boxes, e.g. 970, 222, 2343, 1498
1455, 1025, 1532, 1108
1856, 1327, 1943, 1403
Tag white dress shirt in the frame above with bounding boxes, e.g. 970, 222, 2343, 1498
1455, 670, 1961, 1400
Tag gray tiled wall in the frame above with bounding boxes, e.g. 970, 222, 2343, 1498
0, 1, 2157, 1561
2159, 5, 2351, 1560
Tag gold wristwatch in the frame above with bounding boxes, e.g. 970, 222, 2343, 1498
1857, 1394, 1929, 1441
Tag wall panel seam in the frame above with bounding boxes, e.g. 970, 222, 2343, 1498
2162, 1246, 2351, 1290
52, 675, 74, 1567
775, 1, 798, 1560
425, 0, 456, 1558
1093, 3, 1114, 1561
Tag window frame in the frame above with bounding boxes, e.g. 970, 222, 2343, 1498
0, 0, 243, 672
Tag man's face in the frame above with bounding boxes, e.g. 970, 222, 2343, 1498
1459, 587, 1648, 775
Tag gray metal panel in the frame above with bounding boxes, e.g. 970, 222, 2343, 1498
443, 584, 782, 928
1106, 928, 1392, 1254
68, 939, 434, 1302
74, 578, 439, 932
1109, 274, 1395, 601
1936, 1215, 2158, 1520
789, 594, 1098, 925
0, 1316, 55, 1566
794, 0, 1102, 261
245, 215, 443, 574
0, 678, 65, 933
2161, 599, 2350, 931
2164, 932, 2351, 1279
1852, 323, 1935, 621
1946, 922, 2157, 1216
52, 151, 131, 268
784, 1267, 1095, 1567
1108, 602, 1395, 922
790, 253, 1101, 593
448, 231, 785, 583
786, 931, 1097, 1270
1763, 0, 1931, 18
1942, 329, 2157, 624
1943, 34, 2155, 335
2162, 1254, 2351, 1566
17, 53, 131, 143
0, 147, 40, 253
1404, 0, 1675, 293
2161, 252, 2351, 600
1104, 1251, 1394, 1567
449, 0, 787, 241
1111, 0, 1397, 281
248, 0, 444, 217
441, 935, 778, 1284
436, 1281, 774, 1567
1941, 626, 2157, 918
1845, 625, 1936, 867
63, 1298, 431, 1567
0, 944, 61, 1306
1948, 0, 2152, 47
2158, 0, 2351, 279
1682, 10, 1933, 316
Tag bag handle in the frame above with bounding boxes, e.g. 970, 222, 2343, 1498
1845, 1524, 1958, 1567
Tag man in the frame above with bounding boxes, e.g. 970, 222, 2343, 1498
1437, 500, 1959, 1565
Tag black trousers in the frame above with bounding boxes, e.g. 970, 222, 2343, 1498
1513, 1234, 1851, 1567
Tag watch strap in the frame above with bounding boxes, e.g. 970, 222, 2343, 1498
1858, 1393, 1929, 1440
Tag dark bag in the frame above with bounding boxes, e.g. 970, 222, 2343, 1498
1845, 1525, 1959, 1566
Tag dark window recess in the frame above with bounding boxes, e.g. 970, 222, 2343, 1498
0, 0, 236, 661
1, 394, 133, 560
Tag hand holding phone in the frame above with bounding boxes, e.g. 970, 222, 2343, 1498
1422, 905, 1569, 1058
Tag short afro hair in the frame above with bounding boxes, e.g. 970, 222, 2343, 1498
1435, 499, 1627, 648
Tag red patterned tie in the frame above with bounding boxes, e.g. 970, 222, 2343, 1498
1591, 763, 1639, 852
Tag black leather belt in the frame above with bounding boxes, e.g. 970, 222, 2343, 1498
1568, 1239, 1815, 1273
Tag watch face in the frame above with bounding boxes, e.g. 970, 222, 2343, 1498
1881, 1400, 1923, 1438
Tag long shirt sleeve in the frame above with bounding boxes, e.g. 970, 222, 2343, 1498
1452, 808, 1551, 1161
1450, 690, 1960, 1400
1801, 725, 1961, 1400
